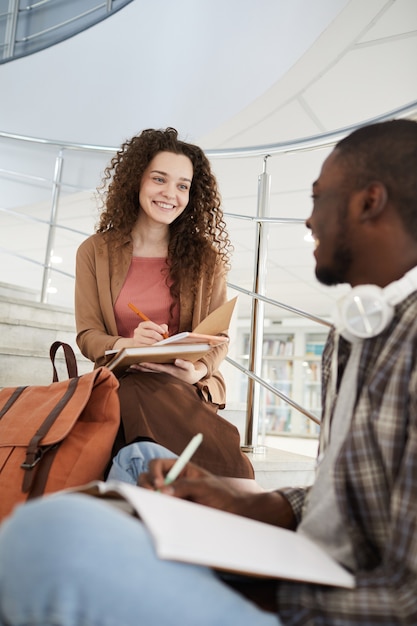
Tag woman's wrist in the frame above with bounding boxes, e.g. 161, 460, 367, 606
195, 361, 209, 380
113, 337, 134, 350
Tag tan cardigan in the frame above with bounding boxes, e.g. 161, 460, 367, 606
75, 233, 229, 406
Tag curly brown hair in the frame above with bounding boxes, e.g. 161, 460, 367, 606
96, 127, 232, 302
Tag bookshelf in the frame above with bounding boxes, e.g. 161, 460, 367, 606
237, 327, 329, 439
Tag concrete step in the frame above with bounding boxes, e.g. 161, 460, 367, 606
219, 408, 316, 489
246, 446, 316, 490
0, 294, 91, 387
0, 281, 39, 302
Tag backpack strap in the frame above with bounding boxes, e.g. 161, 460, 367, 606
49, 341, 78, 382
0, 387, 27, 420
21, 377, 79, 494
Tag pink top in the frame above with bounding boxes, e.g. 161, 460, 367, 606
114, 257, 180, 338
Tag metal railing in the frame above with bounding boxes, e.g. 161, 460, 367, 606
1, 99, 417, 447
0, 0, 133, 63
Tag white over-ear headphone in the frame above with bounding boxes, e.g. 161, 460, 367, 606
333, 266, 417, 342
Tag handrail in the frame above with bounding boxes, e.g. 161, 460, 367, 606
0, 207, 88, 236
228, 283, 332, 328
206, 100, 417, 158
0, 0, 133, 63
0, 131, 116, 152
17, 5, 111, 44
225, 356, 321, 426
1, 100, 416, 157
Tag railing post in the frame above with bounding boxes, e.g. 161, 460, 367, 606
242, 156, 271, 451
3, 0, 19, 60
41, 148, 64, 303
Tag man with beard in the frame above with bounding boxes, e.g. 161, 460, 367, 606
1, 119, 416, 625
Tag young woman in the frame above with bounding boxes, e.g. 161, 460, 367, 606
75, 127, 253, 478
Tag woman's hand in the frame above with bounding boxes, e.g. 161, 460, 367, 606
112, 321, 169, 352
131, 359, 208, 384
132, 321, 169, 346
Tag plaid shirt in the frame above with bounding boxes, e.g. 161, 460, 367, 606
276, 293, 417, 625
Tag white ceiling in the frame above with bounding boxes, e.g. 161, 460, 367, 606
0, 0, 416, 325
0, 0, 350, 146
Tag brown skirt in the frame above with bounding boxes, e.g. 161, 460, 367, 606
116, 371, 254, 479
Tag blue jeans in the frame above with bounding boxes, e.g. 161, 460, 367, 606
0, 495, 281, 626
108, 440, 177, 484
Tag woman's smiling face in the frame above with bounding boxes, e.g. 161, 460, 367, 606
138, 151, 193, 226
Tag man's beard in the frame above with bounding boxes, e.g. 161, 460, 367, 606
315, 239, 352, 287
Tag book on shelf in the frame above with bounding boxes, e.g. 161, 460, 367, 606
66, 479, 355, 589
105, 297, 237, 375
261, 335, 294, 357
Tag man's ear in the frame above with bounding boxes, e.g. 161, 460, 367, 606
359, 181, 388, 222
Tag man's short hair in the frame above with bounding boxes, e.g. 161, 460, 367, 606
335, 119, 417, 237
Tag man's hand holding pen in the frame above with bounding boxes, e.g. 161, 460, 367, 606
138, 432, 297, 530
138, 456, 245, 514
138, 457, 294, 527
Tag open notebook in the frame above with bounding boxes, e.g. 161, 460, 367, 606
105, 297, 236, 375
65, 480, 355, 589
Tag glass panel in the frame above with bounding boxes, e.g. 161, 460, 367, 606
1, 0, 133, 63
